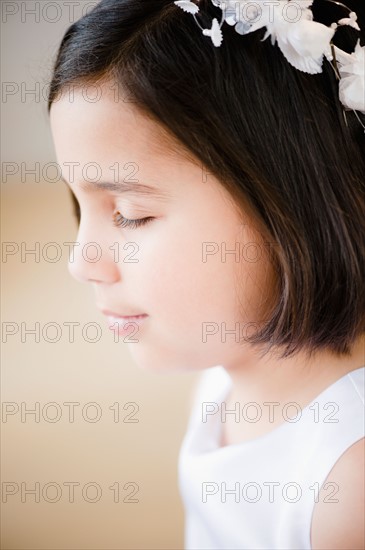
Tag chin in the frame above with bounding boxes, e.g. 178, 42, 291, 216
126, 344, 218, 374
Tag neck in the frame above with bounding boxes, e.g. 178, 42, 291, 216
223, 333, 365, 406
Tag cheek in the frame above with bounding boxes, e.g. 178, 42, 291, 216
234, 241, 277, 324
131, 220, 275, 335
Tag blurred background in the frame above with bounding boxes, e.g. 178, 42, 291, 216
1, 2, 199, 548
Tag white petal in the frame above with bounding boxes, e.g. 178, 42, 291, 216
286, 20, 335, 59
337, 17, 361, 31
272, 19, 334, 74
277, 36, 324, 73
337, 40, 365, 76
332, 45, 354, 66
234, 20, 252, 35
354, 39, 365, 57
174, 1, 199, 15
297, 0, 315, 8
222, 4, 237, 26
211, 18, 223, 47
225, 15, 237, 26
339, 74, 365, 114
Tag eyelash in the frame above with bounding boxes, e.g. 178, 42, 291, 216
112, 211, 155, 230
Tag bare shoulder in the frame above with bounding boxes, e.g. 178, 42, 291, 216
310, 437, 365, 550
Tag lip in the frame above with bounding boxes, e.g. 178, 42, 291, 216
99, 308, 147, 318
98, 308, 148, 335
106, 314, 148, 336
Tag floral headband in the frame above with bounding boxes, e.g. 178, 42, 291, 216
174, 0, 365, 131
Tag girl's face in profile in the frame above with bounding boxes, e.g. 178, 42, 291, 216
50, 80, 276, 372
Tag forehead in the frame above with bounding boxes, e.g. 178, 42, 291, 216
49, 79, 200, 176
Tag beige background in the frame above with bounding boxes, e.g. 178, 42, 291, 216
1, 2, 200, 548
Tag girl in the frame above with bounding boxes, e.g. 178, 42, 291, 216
48, 0, 365, 548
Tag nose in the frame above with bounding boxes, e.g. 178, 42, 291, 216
67, 221, 120, 284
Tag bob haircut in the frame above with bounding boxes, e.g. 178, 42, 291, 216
47, 0, 365, 359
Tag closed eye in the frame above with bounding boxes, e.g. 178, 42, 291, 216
112, 211, 155, 230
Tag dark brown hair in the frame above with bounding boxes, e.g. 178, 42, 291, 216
47, 0, 365, 359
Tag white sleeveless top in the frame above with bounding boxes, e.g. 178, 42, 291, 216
178, 365, 365, 550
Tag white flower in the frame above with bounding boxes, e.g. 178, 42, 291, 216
223, 0, 335, 74
174, 0, 224, 46
174, 0, 364, 117
337, 11, 360, 31
275, 18, 335, 74
334, 40, 365, 114
174, 1, 199, 15
202, 18, 224, 47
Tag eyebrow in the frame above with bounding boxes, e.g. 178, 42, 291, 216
60, 176, 171, 201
